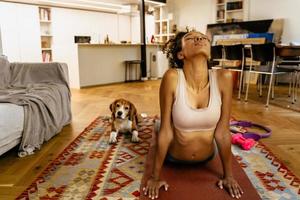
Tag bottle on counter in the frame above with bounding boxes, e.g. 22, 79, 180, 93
151, 35, 155, 43
104, 34, 110, 44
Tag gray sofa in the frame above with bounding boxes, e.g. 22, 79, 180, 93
0, 56, 71, 157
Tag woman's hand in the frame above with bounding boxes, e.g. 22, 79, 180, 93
142, 178, 169, 199
217, 176, 243, 199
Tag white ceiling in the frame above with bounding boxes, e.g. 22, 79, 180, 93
60, 0, 165, 5
49, 0, 165, 6
86, 0, 139, 5
54, 0, 139, 6
2, 0, 164, 13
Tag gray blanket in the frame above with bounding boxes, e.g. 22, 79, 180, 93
0, 55, 10, 88
0, 62, 71, 157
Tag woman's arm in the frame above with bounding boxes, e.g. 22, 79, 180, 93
214, 69, 243, 199
152, 69, 176, 179
143, 69, 177, 199
214, 70, 233, 178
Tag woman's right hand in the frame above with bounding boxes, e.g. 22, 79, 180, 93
142, 178, 169, 199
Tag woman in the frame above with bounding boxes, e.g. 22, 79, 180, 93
142, 31, 243, 199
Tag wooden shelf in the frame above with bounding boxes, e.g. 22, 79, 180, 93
154, 5, 174, 43
39, 7, 51, 21
215, 0, 246, 23
155, 19, 169, 23
228, 0, 243, 3
155, 33, 175, 36
226, 9, 243, 13
39, 7, 52, 62
40, 20, 51, 23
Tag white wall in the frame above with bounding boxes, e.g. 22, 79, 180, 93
118, 14, 132, 42
0, 26, 2, 55
131, 15, 141, 44
51, 8, 131, 88
131, 13, 154, 44
171, 0, 300, 43
169, 0, 214, 33
0, 2, 133, 88
249, 0, 300, 43
0, 2, 41, 62
146, 15, 155, 43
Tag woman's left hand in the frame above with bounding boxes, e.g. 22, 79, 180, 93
217, 176, 243, 199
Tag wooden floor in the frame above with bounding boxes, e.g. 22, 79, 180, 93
0, 80, 299, 199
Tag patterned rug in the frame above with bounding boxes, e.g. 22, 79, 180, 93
16, 116, 299, 200
232, 143, 300, 199
17, 116, 154, 200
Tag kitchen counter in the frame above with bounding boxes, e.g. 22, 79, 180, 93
77, 43, 164, 87
78, 43, 163, 46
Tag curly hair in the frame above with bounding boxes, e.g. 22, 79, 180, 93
163, 31, 188, 68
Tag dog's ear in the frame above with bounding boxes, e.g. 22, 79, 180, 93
129, 102, 137, 121
109, 102, 114, 112
110, 101, 116, 120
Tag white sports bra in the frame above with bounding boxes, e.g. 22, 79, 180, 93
172, 69, 222, 132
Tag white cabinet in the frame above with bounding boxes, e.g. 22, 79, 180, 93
154, 5, 175, 43
0, 2, 41, 62
150, 50, 169, 79
39, 7, 53, 62
216, 0, 248, 23
156, 50, 169, 78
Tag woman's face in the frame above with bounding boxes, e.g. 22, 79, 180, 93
178, 31, 211, 60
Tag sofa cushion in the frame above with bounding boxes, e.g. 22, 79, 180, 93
0, 55, 10, 88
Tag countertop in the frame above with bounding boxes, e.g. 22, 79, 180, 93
77, 43, 163, 46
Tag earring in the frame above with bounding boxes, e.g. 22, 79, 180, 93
179, 53, 184, 59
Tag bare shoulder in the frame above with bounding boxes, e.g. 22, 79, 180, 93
163, 68, 178, 80
214, 69, 233, 93
159, 68, 179, 99
161, 68, 178, 87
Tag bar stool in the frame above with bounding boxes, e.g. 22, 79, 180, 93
124, 60, 142, 82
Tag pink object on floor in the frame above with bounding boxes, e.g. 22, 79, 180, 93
232, 133, 256, 150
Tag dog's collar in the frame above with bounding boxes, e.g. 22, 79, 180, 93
230, 120, 272, 141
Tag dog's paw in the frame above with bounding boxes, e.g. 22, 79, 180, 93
131, 130, 140, 143
109, 131, 118, 144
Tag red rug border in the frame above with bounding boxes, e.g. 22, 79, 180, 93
16, 116, 105, 199
254, 141, 300, 194
16, 116, 300, 198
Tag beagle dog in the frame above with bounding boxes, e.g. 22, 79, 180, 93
109, 98, 139, 143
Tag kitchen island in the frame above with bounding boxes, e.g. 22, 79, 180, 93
77, 43, 165, 87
